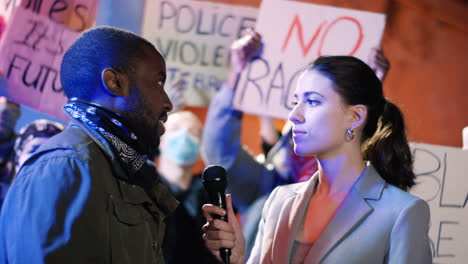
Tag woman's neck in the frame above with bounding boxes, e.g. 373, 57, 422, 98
315, 152, 366, 197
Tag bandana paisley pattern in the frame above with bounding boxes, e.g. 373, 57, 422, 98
64, 98, 145, 177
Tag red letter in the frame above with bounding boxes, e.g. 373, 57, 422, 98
317, 16, 363, 57
281, 15, 326, 57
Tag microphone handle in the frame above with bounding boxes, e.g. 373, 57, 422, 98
213, 192, 231, 264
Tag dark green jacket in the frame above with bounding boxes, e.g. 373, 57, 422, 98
0, 126, 178, 264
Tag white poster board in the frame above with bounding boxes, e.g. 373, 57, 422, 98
233, 0, 386, 119
141, 0, 258, 106
410, 143, 468, 263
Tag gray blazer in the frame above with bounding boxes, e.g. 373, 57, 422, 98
248, 165, 432, 264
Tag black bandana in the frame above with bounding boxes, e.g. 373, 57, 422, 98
64, 98, 158, 187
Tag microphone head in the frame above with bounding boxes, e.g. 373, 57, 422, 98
202, 165, 227, 193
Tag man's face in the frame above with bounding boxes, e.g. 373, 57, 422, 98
125, 46, 173, 155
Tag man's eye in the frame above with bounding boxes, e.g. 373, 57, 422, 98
156, 80, 164, 87
291, 101, 298, 106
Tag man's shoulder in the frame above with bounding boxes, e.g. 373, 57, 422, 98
10, 125, 113, 199
33, 125, 103, 161
15, 125, 111, 182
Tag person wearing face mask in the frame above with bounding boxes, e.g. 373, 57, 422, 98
157, 110, 218, 264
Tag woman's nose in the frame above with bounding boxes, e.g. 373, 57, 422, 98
288, 104, 304, 124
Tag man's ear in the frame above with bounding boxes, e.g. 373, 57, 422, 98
348, 104, 368, 131
101, 68, 131, 97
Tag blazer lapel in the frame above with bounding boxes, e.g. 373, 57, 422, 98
271, 174, 319, 264
305, 165, 385, 263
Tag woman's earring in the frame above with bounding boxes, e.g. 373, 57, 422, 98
346, 128, 355, 141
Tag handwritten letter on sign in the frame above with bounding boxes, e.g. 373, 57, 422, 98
0, 0, 98, 32
233, 0, 386, 119
0, 7, 80, 120
142, 0, 258, 106
410, 143, 468, 263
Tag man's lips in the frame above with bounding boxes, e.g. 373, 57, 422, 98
159, 112, 168, 123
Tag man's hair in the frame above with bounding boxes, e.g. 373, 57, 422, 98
60, 26, 155, 99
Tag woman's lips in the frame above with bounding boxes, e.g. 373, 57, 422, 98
292, 129, 307, 139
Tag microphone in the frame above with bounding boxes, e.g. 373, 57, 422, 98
202, 165, 231, 264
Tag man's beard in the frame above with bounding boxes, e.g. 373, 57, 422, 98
125, 96, 161, 156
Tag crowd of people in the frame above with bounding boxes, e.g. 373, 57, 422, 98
0, 26, 431, 264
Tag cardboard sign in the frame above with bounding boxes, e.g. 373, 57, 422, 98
0, 0, 98, 32
0, 0, 98, 120
142, 0, 258, 106
233, 0, 386, 119
0, 7, 80, 119
410, 143, 468, 263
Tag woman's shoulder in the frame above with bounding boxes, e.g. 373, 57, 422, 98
376, 183, 430, 217
383, 183, 426, 203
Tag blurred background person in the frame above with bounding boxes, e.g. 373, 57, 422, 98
0, 96, 20, 209
0, 97, 20, 176
0, 119, 63, 209
157, 110, 218, 264
12, 119, 65, 176
159, 110, 206, 226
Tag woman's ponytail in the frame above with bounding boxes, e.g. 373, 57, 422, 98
362, 100, 415, 191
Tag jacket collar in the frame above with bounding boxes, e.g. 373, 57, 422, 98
305, 164, 386, 263
270, 173, 319, 264
270, 163, 386, 264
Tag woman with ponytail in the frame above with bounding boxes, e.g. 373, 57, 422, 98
202, 56, 432, 264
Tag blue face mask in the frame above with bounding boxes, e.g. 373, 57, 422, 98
160, 129, 200, 165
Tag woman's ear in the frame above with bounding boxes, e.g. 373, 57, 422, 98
101, 68, 131, 97
348, 104, 368, 131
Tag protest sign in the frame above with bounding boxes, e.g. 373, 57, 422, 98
410, 143, 468, 263
142, 0, 258, 106
0, 0, 97, 38
0, 0, 98, 119
233, 0, 386, 119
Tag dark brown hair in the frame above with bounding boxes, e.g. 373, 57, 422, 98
308, 56, 415, 191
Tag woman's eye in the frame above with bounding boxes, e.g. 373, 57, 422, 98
307, 99, 320, 106
291, 100, 298, 106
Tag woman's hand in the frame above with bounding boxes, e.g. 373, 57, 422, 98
202, 194, 246, 264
